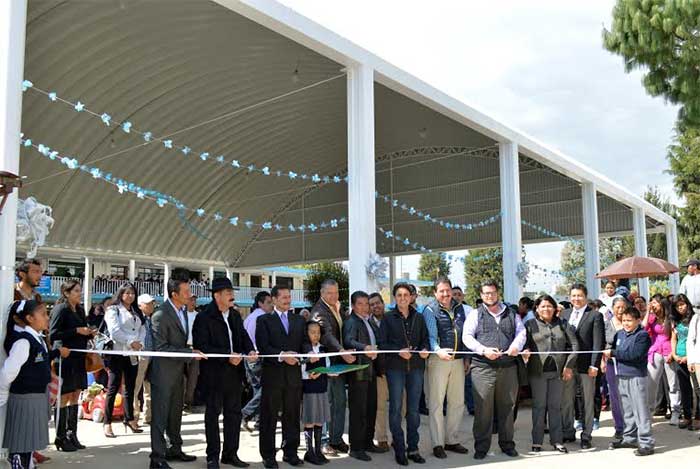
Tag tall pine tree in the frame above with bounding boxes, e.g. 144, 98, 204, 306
417, 253, 451, 296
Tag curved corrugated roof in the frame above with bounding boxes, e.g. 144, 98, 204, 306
19, 0, 667, 269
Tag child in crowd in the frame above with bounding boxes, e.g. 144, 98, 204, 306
0, 300, 70, 469
605, 305, 653, 456
301, 321, 331, 465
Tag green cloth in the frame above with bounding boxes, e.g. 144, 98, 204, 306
676, 323, 688, 357
311, 364, 368, 375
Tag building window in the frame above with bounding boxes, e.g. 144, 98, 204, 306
137, 267, 163, 281
250, 275, 262, 288
47, 262, 83, 278
110, 265, 128, 279
276, 276, 294, 290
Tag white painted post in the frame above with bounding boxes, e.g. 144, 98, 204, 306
0, 4, 26, 452
665, 222, 680, 294
129, 259, 136, 282
347, 63, 377, 294
499, 142, 523, 303
633, 207, 650, 299
225, 268, 232, 281
83, 257, 92, 312
208, 266, 214, 287
389, 255, 396, 290
163, 263, 170, 300
582, 182, 601, 299
271, 271, 277, 288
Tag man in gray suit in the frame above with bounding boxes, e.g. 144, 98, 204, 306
149, 276, 206, 469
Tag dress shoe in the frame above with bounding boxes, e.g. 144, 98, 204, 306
634, 447, 654, 456
282, 455, 304, 466
562, 436, 576, 443
580, 440, 592, 450
207, 461, 221, 469
474, 451, 487, 460
395, 453, 408, 466
150, 462, 174, 469
329, 441, 349, 453
502, 448, 518, 457
376, 441, 390, 451
321, 444, 337, 456
407, 452, 425, 463
554, 444, 568, 454
609, 440, 637, 449
349, 450, 371, 461
433, 446, 447, 459
366, 443, 388, 453
262, 459, 278, 469
166, 452, 197, 462
221, 454, 249, 467
531, 446, 541, 453
445, 443, 469, 454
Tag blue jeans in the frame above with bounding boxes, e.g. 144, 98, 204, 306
465, 372, 475, 413
242, 359, 262, 420
327, 375, 347, 445
386, 368, 424, 454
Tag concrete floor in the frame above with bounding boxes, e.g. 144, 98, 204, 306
43, 407, 699, 468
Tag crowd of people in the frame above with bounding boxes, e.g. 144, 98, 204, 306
2, 257, 700, 468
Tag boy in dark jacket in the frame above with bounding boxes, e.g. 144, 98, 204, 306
603, 306, 654, 456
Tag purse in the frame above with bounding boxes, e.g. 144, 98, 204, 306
84, 346, 104, 373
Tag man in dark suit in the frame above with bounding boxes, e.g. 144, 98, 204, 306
343, 291, 385, 461
193, 278, 257, 469
560, 283, 604, 449
149, 277, 205, 469
310, 279, 355, 454
256, 285, 306, 469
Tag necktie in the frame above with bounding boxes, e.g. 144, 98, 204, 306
281, 312, 289, 334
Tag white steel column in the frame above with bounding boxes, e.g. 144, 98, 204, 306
665, 222, 680, 293
347, 63, 377, 294
271, 271, 277, 288
128, 259, 136, 282
83, 257, 92, 312
225, 268, 233, 281
208, 266, 215, 287
163, 263, 170, 299
582, 182, 601, 299
389, 255, 396, 289
499, 142, 523, 303
633, 207, 650, 299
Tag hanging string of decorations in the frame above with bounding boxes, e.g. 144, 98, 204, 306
21, 134, 346, 234
521, 220, 583, 245
21, 80, 347, 185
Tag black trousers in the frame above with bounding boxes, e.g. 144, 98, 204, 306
677, 362, 694, 419
348, 378, 377, 451
150, 366, 185, 464
204, 368, 243, 462
106, 355, 138, 423
259, 381, 302, 460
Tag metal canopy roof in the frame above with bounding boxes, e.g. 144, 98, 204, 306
18, 0, 672, 269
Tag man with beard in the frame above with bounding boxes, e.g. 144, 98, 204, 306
193, 278, 257, 469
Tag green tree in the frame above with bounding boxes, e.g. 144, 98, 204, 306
644, 185, 678, 259
559, 238, 635, 288
305, 262, 349, 307
417, 253, 451, 296
667, 128, 700, 258
603, 0, 700, 128
463, 248, 502, 305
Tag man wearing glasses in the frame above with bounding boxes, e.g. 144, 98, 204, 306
462, 280, 526, 460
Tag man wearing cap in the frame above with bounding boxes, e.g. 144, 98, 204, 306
680, 259, 700, 310
134, 294, 156, 425
193, 278, 257, 469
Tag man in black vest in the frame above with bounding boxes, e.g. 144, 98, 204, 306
192, 278, 257, 469
257, 285, 306, 469
560, 283, 604, 449
462, 280, 526, 459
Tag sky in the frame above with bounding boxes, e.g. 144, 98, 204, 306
278, 0, 679, 291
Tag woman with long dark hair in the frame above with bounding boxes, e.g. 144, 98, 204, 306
645, 294, 679, 422
49, 279, 95, 452
670, 293, 695, 430
103, 282, 146, 438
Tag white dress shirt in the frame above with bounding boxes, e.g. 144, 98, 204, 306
569, 306, 587, 329
680, 274, 700, 307
222, 311, 233, 353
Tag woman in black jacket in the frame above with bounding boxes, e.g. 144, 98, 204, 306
49, 279, 96, 452
378, 282, 429, 466
523, 294, 579, 454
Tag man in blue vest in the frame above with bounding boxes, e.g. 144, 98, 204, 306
462, 279, 526, 460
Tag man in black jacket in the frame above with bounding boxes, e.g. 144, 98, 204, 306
310, 279, 355, 455
256, 285, 306, 469
192, 278, 257, 469
559, 283, 604, 449
343, 291, 385, 461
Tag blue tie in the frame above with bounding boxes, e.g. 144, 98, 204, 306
281, 312, 289, 334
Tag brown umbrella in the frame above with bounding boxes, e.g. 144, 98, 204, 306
595, 256, 679, 280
